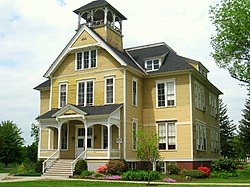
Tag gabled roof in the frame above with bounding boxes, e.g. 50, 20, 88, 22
36, 104, 123, 120
33, 79, 50, 90
125, 42, 195, 74
73, 0, 127, 20
43, 24, 128, 78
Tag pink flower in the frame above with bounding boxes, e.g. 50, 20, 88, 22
103, 175, 121, 180
163, 178, 176, 183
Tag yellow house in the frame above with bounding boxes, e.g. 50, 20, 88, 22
34, 0, 222, 176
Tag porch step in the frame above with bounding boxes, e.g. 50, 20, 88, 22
43, 159, 74, 177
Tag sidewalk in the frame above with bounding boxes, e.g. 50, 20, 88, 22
1, 174, 250, 186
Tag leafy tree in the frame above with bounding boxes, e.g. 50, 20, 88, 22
219, 98, 236, 158
239, 88, 250, 155
209, 0, 250, 83
0, 121, 24, 166
31, 123, 39, 146
230, 135, 246, 159
136, 130, 160, 171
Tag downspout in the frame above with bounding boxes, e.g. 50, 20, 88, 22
123, 67, 127, 160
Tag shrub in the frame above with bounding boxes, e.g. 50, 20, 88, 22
35, 160, 43, 173
74, 160, 88, 175
210, 171, 235, 179
211, 158, 237, 173
238, 165, 244, 170
122, 170, 160, 181
182, 169, 207, 179
197, 167, 210, 177
106, 160, 127, 175
166, 163, 183, 174
96, 165, 107, 174
80, 170, 94, 178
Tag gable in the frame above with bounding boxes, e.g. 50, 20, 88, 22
71, 30, 98, 48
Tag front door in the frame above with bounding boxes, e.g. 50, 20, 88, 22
75, 126, 94, 157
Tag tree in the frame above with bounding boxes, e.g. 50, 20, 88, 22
31, 123, 39, 146
0, 121, 24, 166
219, 98, 236, 158
239, 88, 250, 155
136, 130, 160, 171
209, 0, 250, 83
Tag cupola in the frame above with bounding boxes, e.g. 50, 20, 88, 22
73, 0, 127, 51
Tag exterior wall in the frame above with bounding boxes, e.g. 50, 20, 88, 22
142, 73, 192, 160
71, 30, 97, 48
191, 75, 220, 161
40, 90, 50, 115
125, 71, 143, 160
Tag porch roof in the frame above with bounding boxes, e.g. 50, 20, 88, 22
36, 104, 123, 120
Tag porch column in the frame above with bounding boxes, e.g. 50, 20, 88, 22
107, 123, 111, 159
85, 124, 88, 151
57, 125, 62, 158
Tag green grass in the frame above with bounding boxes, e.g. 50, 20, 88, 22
0, 181, 249, 187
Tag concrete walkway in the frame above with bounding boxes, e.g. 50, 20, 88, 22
1, 174, 250, 186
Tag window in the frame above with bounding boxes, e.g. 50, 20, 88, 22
76, 49, 97, 70
59, 83, 67, 108
61, 123, 68, 150
105, 76, 114, 104
132, 78, 138, 106
156, 79, 175, 107
128, 162, 136, 170
209, 93, 217, 117
196, 122, 206, 151
132, 120, 138, 150
145, 59, 160, 71
103, 126, 108, 149
194, 82, 205, 111
158, 122, 176, 150
211, 128, 219, 152
77, 80, 94, 106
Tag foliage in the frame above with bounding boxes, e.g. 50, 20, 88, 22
106, 160, 127, 175
122, 170, 160, 181
166, 163, 183, 174
35, 160, 43, 173
80, 170, 94, 177
219, 98, 236, 158
15, 159, 41, 176
210, 171, 237, 179
239, 88, 250, 155
31, 123, 39, 146
198, 167, 211, 177
230, 135, 246, 160
0, 121, 24, 166
182, 169, 207, 179
211, 158, 237, 172
209, 0, 250, 83
96, 165, 107, 174
74, 160, 88, 175
136, 130, 160, 171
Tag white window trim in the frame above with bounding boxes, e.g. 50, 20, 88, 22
132, 119, 138, 151
104, 75, 115, 105
157, 122, 177, 151
61, 123, 69, 151
144, 58, 161, 72
58, 82, 68, 108
156, 79, 176, 108
132, 77, 138, 107
196, 121, 207, 151
76, 79, 95, 106
75, 49, 98, 71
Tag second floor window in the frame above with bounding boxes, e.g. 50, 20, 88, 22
195, 82, 205, 111
59, 83, 67, 108
105, 76, 114, 104
78, 80, 94, 106
132, 78, 138, 106
156, 79, 175, 107
209, 93, 217, 117
76, 49, 97, 70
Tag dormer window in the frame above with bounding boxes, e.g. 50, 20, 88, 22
145, 59, 160, 72
76, 49, 97, 70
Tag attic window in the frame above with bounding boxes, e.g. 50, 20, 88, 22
145, 59, 160, 72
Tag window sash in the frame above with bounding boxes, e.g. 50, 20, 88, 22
61, 124, 68, 150
132, 121, 137, 150
132, 80, 137, 106
196, 123, 206, 151
158, 123, 176, 150
59, 84, 67, 108
105, 77, 114, 104
76, 50, 97, 70
157, 80, 175, 107
145, 59, 160, 71
78, 81, 94, 106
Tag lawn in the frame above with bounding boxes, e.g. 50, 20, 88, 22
0, 181, 249, 187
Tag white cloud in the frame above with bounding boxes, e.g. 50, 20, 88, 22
0, 0, 247, 145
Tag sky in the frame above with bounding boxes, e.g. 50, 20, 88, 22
0, 0, 248, 145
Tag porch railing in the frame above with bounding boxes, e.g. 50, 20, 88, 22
42, 149, 59, 173
71, 150, 86, 176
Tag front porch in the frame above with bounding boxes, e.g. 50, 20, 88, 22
36, 104, 123, 174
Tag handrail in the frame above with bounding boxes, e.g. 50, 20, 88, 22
42, 149, 59, 173
71, 149, 86, 176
